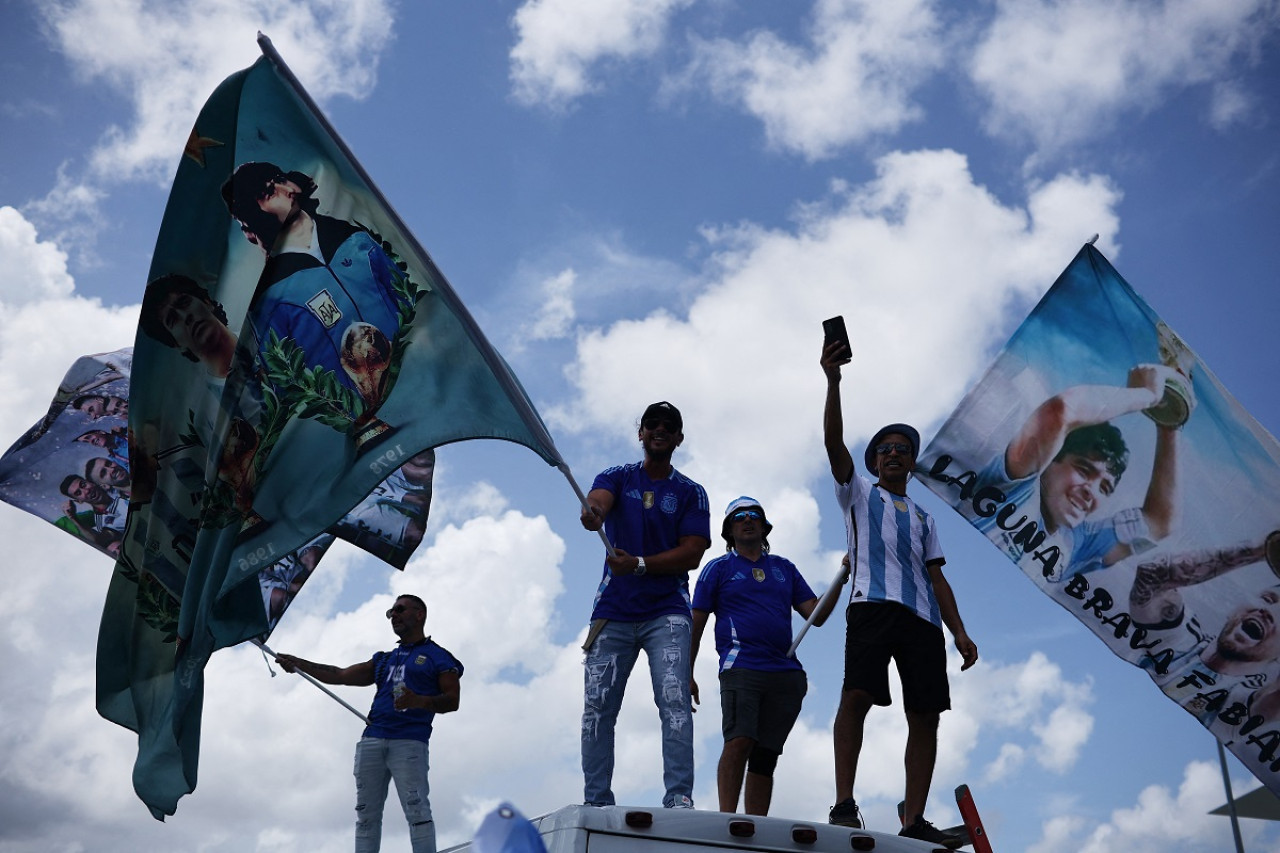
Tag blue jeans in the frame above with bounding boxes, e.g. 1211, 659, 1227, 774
353, 737, 436, 853
581, 613, 694, 807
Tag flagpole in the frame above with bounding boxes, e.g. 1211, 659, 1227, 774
558, 462, 616, 556
1217, 740, 1246, 853
787, 558, 848, 658
253, 640, 370, 725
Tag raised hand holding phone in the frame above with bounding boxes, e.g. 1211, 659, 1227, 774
823, 315, 850, 360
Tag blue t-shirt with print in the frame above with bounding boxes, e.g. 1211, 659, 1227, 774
693, 552, 816, 673
362, 637, 463, 744
589, 462, 710, 622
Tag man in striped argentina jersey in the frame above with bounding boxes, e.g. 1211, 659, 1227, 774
820, 339, 979, 848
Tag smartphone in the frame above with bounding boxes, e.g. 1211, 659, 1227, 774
822, 315, 850, 354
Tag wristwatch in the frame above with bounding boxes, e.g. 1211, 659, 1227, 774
635, 557, 647, 576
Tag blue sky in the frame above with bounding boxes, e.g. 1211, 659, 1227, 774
2, 1, 1279, 851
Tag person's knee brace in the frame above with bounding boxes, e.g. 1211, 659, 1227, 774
747, 746, 779, 777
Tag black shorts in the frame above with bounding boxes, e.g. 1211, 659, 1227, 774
843, 601, 950, 713
719, 668, 807, 753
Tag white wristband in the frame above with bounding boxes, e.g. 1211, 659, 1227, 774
635, 557, 647, 576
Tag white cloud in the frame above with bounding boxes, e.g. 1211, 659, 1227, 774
1031, 702, 1094, 773
509, 0, 694, 109
1209, 79, 1256, 130
0, 207, 139, 438
0, 206, 76, 306
556, 148, 1121, 577
26, 0, 396, 263
949, 651, 1094, 784
39, 0, 396, 184
969, 0, 1280, 150
524, 268, 578, 343
682, 0, 946, 160
1027, 813, 1089, 853
1028, 759, 1269, 853
430, 477, 511, 528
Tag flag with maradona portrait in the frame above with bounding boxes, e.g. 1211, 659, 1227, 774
106, 35, 564, 818
917, 243, 1280, 795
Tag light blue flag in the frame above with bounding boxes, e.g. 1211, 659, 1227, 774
103, 36, 564, 818
918, 244, 1280, 795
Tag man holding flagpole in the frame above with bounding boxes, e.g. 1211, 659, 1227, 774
579, 401, 711, 809
276, 594, 462, 853
820, 338, 977, 846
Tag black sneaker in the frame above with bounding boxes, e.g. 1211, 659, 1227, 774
828, 798, 863, 828
898, 816, 962, 849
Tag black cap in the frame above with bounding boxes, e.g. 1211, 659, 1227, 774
641, 401, 683, 432
864, 423, 920, 474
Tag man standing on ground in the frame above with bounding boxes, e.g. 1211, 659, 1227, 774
276, 594, 462, 853
691, 497, 842, 815
821, 340, 978, 847
579, 401, 711, 808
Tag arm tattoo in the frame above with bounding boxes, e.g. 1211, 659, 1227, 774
1133, 541, 1265, 606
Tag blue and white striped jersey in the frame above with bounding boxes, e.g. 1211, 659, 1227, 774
835, 473, 944, 628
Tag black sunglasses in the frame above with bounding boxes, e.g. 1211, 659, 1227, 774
643, 418, 679, 433
875, 442, 912, 456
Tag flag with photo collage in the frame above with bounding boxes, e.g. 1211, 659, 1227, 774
0, 347, 436, 638
105, 36, 563, 818
917, 244, 1280, 795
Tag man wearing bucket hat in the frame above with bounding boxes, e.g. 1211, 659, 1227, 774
690, 497, 842, 815
820, 339, 978, 847
579, 401, 712, 809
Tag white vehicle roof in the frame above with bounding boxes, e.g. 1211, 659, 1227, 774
445, 804, 954, 853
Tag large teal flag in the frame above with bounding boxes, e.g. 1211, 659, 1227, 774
105, 37, 563, 817
918, 244, 1280, 796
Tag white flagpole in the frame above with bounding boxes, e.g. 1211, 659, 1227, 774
788, 559, 848, 658
558, 462, 617, 556
254, 640, 370, 725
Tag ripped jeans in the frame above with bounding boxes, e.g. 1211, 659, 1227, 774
582, 613, 694, 808
354, 737, 435, 853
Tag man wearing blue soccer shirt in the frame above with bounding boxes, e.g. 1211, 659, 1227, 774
579, 401, 712, 809
691, 497, 842, 815
821, 340, 978, 847
277, 594, 461, 853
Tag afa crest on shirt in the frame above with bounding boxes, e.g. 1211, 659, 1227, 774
661, 493, 679, 514
306, 288, 343, 329
752, 568, 766, 582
